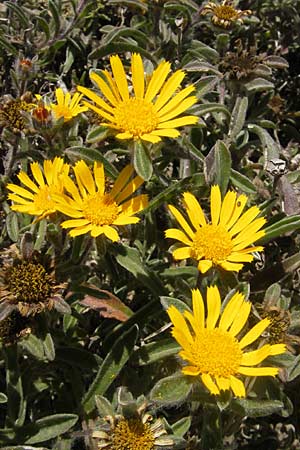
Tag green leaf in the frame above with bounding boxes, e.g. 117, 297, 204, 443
48, 0, 61, 36
286, 354, 300, 382
231, 398, 284, 417
172, 416, 192, 438
229, 97, 248, 140
115, 244, 166, 296
248, 124, 281, 160
23, 414, 78, 444
6, 212, 19, 242
160, 296, 192, 313
4, 346, 26, 427
0, 393, 7, 403
134, 338, 180, 365
95, 395, 114, 418
56, 346, 102, 370
89, 43, 155, 62
83, 325, 138, 414
244, 78, 274, 92
19, 334, 45, 360
42, 333, 55, 361
161, 266, 198, 279
65, 146, 118, 178
133, 140, 153, 181
150, 372, 192, 405
215, 140, 231, 196
230, 169, 257, 194
194, 103, 231, 119
5, 2, 29, 28
86, 126, 110, 143
259, 215, 300, 244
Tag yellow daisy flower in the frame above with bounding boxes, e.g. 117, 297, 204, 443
165, 185, 266, 273
77, 53, 198, 144
7, 157, 70, 221
167, 286, 286, 397
54, 161, 148, 240
49, 87, 88, 122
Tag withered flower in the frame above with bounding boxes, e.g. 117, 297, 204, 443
0, 92, 36, 133
201, 0, 251, 29
254, 303, 300, 354
0, 311, 32, 346
0, 234, 67, 317
267, 95, 286, 119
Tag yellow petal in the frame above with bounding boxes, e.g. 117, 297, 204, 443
219, 292, 245, 331
197, 259, 213, 273
6, 184, 34, 200
77, 86, 114, 113
74, 160, 96, 196
219, 191, 237, 227
116, 175, 144, 204
210, 185, 221, 226
192, 289, 205, 329
227, 253, 254, 263
154, 70, 186, 111
110, 55, 129, 101
17, 172, 39, 193
93, 162, 105, 195
239, 318, 270, 349
31, 162, 45, 187
167, 305, 194, 344
90, 71, 118, 106
139, 133, 162, 143
216, 376, 230, 392
158, 96, 197, 122
60, 219, 90, 228
232, 218, 266, 246
226, 194, 248, 230
168, 204, 195, 240
219, 261, 243, 272
69, 224, 93, 237
173, 247, 192, 260
144, 61, 171, 103
230, 376, 246, 397
201, 374, 220, 395
183, 192, 207, 228
206, 286, 221, 330
150, 129, 180, 138
165, 228, 193, 246
238, 367, 278, 377
182, 365, 201, 376
119, 194, 148, 215
157, 115, 198, 128
102, 225, 119, 241
229, 301, 251, 337
131, 53, 144, 99
229, 206, 261, 237
110, 165, 134, 199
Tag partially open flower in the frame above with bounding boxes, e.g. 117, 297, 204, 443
201, 0, 251, 29
93, 391, 173, 450
0, 93, 36, 133
49, 88, 88, 122
0, 236, 67, 317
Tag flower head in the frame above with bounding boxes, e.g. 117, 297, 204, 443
201, 0, 251, 29
93, 392, 172, 450
0, 95, 36, 132
54, 161, 148, 240
77, 53, 198, 144
7, 157, 70, 221
49, 88, 88, 122
165, 185, 266, 273
168, 286, 286, 397
0, 239, 66, 317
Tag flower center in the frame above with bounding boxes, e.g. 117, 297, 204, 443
192, 224, 233, 262
112, 419, 155, 450
113, 98, 159, 138
187, 329, 242, 377
82, 193, 119, 226
214, 5, 238, 20
0, 100, 35, 131
34, 185, 60, 213
5, 261, 54, 304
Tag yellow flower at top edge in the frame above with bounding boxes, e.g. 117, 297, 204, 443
201, 0, 251, 29
54, 161, 148, 240
6, 157, 70, 221
77, 53, 198, 144
168, 286, 286, 397
49, 88, 88, 122
165, 185, 266, 273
